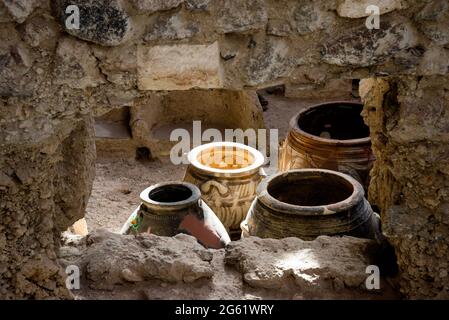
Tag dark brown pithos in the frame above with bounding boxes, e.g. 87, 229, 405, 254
279, 101, 375, 190
120, 182, 230, 249
241, 169, 380, 240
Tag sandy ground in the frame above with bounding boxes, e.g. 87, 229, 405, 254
85, 91, 357, 233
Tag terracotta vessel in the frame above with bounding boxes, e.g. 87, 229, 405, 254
183, 142, 265, 238
279, 101, 374, 190
241, 169, 379, 240
120, 182, 230, 249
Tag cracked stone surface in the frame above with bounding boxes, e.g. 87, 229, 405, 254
59, 230, 399, 299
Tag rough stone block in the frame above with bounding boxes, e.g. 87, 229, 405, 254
0, 25, 35, 96
321, 20, 418, 67
215, 0, 267, 34
285, 79, 353, 100
70, 230, 215, 289
130, 0, 184, 14
360, 75, 449, 299
225, 236, 378, 292
185, 0, 210, 11
246, 37, 294, 86
137, 42, 223, 90
1, 0, 40, 23
51, 0, 132, 46
144, 11, 199, 41
292, 1, 328, 35
53, 37, 105, 89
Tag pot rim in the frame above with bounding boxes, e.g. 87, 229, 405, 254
290, 101, 371, 146
187, 141, 265, 176
256, 169, 365, 216
140, 181, 201, 211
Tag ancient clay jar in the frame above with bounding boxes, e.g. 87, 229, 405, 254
183, 142, 265, 238
120, 182, 230, 249
241, 169, 379, 240
279, 101, 375, 190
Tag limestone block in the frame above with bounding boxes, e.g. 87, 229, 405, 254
246, 37, 294, 86
137, 42, 223, 90
70, 218, 89, 236
144, 11, 199, 41
54, 37, 105, 89
130, 0, 184, 14
285, 79, 353, 100
419, 22, 449, 46
72, 230, 215, 289
185, 0, 210, 11
21, 15, 60, 49
214, 0, 267, 34
0, 117, 95, 299
130, 89, 265, 157
360, 75, 449, 299
267, 19, 292, 37
1, 0, 40, 23
0, 25, 35, 96
337, 0, 404, 18
51, 0, 132, 46
225, 236, 381, 293
0, 1, 13, 22
321, 20, 418, 67
292, 1, 330, 35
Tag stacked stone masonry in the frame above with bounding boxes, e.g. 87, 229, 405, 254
0, 0, 448, 298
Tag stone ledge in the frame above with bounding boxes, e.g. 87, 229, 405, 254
137, 42, 224, 90
60, 230, 399, 299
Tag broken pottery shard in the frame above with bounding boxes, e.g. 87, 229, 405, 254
137, 42, 224, 90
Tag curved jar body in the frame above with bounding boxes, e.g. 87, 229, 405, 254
279, 101, 375, 190
120, 182, 230, 249
183, 142, 265, 237
241, 169, 379, 240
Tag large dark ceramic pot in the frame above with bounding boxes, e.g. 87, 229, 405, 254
279, 101, 374, 190
241, 169, 380, 240
120, 182, 230, 249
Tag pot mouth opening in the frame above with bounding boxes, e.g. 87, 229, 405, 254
259, 169, 363, 214
140, 182, 200, 209
198, 146, 255, 170
188, 142, 264, 174
149, 185, 193, 203
268, 173, 353, 207
296, 102, 370, 141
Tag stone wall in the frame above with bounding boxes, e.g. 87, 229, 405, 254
360, 76, 449, 298
1, 0, 448, 298
60, 230, 399, 300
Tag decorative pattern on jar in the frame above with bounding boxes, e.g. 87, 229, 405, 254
279, 101, 375, 190
183, 142, 265, 238
241, 169, 380, 240
120, 182, 230, 249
